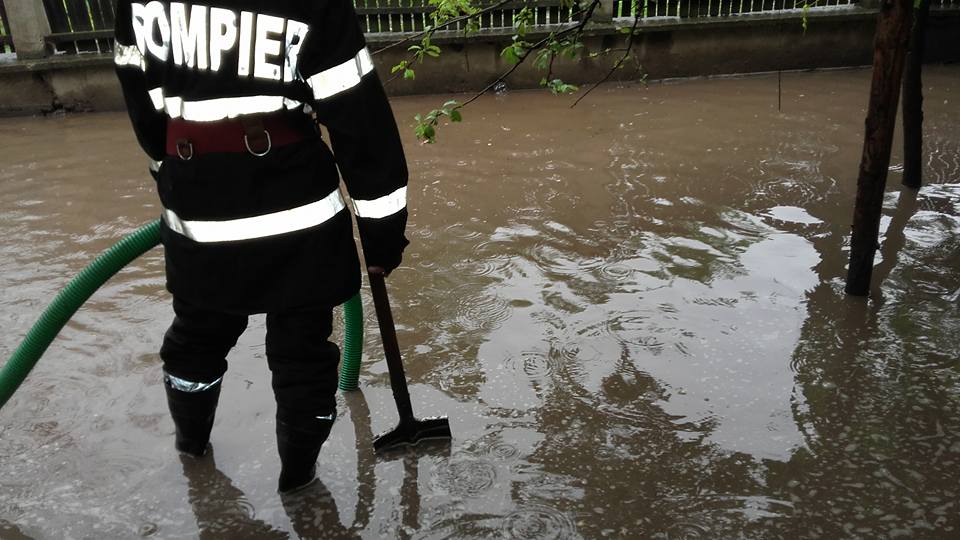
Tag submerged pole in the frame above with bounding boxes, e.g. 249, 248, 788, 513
845, 0, 914, 297
902, 0, 931, 190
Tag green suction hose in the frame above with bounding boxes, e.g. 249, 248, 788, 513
338, 292, 364, 391
0, 219, 365, 409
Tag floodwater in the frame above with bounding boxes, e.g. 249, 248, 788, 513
2, 65, 960, 539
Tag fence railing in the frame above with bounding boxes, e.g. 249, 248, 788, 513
1, 0, 15, 53
42, 0, 116, 54
356, 0, 580, 34
611, 0, 856, 19
6, 0, 958, 58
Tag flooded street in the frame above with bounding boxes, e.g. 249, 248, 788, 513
2, 65, 960, 538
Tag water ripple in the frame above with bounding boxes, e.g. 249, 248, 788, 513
453, 252, 514, 278
431, 457, 498, 498
456, 292, 511, 332
501, 504, 578, 540
504, 351, 562, 381
657, 520, 711, 540
485, 440, 521, 461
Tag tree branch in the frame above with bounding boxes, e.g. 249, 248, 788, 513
459, 0, 602, 106
571, 11, 642, 108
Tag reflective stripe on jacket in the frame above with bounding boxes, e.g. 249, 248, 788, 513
114, 0, 409, 313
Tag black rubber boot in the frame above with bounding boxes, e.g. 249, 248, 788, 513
164, 375, 222, 457
277, 408, 335, 494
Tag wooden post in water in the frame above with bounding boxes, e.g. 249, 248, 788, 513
901, 0, 931, 190
845, 0, 914, 297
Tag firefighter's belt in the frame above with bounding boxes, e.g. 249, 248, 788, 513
165, 113, 316, 160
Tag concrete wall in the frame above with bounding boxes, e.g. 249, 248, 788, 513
1, 7, 958, 116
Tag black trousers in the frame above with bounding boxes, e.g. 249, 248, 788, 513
159, 297, 340, 416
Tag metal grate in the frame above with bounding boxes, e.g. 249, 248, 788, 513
0, 0, 14, 53
356, 0, 434, 33
611, 0, 858, 18
43, 0, 116, 54
356, 0, 581, 33
18, 0, 928, 58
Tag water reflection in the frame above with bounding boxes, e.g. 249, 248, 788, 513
1, 67, 959, 537
179, 449, 287, 539
281, 481, 355, 539
0, 520, 36, 540
782, 184, 960, 537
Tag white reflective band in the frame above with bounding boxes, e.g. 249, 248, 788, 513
160, 94, 303, 121
164, 373, 222, 393
352, 186, 407, 219
307, 47, 374, 100
149, 87, 165, 111
149, 159, 162, 172
163, 190, 346, 243
114, 42, 146, 70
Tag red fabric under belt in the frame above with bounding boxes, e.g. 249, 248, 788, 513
165, 114, 315, 158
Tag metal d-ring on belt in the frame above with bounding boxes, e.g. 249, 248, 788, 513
239, 115, 272, 157
165, 113, 314, 160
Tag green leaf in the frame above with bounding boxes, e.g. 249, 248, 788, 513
533, 49, 552, 71
564, 41, 584, 59
404, 68, 416, 80
500, 45, 521, 65
450, 110, 462, 122
545, 78, 579, 95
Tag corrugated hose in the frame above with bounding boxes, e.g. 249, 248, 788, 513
0, 219, 364, 409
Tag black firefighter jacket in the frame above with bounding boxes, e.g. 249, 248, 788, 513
113, 0, 409, 314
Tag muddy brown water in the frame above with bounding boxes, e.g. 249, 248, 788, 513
2, 66, 960, 539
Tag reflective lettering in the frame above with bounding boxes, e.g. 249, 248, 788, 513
254, 14, 284, 81
237, 11, 254, 76
130, 3, 149, 55
209, 7, 237, 72
170, 3, 208, 69
125, 3, 308, 84
144, 1, 170, 61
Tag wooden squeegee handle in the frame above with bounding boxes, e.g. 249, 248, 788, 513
367, 267, 415, 421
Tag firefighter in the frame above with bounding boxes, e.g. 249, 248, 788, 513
113, 0, 409, 493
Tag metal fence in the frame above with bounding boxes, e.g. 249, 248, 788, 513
355, 0, 580, 33
43, 0, 116, 54
41, 0, 583, 54
1, 0, 15, 53
611, 0, 856, 18
16, 0, 959, 57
